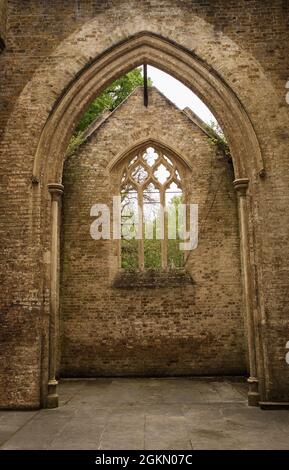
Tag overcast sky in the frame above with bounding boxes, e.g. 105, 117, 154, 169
146, 65, 217, 126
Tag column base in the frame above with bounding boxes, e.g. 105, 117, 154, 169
46, 379, 59, 409
248, 391, 260, 407
247, 376, 260, 407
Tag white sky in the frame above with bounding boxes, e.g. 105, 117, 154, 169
146, 65, 217, 126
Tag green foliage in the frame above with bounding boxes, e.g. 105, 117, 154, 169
121, 238, 139, 270
66, 132, 85, 157
167, 239, 184, 268
67, 67, 152, 156
207, 121, 231, 158
75, 68, 149, 134
166, 195, 184, 268
121, 195, 185, 270
75, 93, 112, 134
144, 238, 162, 268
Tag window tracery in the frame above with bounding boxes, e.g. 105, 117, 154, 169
120, 146, 186, 270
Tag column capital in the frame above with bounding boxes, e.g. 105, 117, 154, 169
233, 178, 249, 195
48, 183, 64, 199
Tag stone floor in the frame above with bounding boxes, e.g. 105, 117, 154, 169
1, 378, 289, 450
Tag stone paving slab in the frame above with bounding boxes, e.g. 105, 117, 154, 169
0, 378, 289, 450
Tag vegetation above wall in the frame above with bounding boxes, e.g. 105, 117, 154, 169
67, 67, 230, 161
206, 121, 231, 158
67, 68, 150, 156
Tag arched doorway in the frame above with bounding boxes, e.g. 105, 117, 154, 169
30, 33, 265, 408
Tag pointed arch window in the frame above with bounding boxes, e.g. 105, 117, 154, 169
120, 146, 186, 270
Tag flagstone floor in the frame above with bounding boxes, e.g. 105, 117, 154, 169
1, 378, 289, 450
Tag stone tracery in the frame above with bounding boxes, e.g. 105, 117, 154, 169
120, 145, 185, 270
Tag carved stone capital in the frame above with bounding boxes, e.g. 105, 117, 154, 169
48, 183, 64, 200
233, 178, 249, 196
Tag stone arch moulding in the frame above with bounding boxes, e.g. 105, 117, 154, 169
33, 32, 265, 408
107, 137, 193, 173
33, 32, 264, 183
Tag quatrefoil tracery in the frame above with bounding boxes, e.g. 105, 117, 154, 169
120, 147, 182, 193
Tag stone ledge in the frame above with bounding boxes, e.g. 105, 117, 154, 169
112, 268, 194, 289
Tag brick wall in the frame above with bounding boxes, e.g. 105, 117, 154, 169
60, 87, 246, 377
0, 0, 7, 49
0, 0, 288, 407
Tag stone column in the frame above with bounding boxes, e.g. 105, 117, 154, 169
47, 183, 64, 408
234, 178, 260, 406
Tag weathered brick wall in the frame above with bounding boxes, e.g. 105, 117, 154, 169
0, 0, 288, 407
0, 0, 288, 141
60, 87, 246, 376
0, 0, 7, 49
